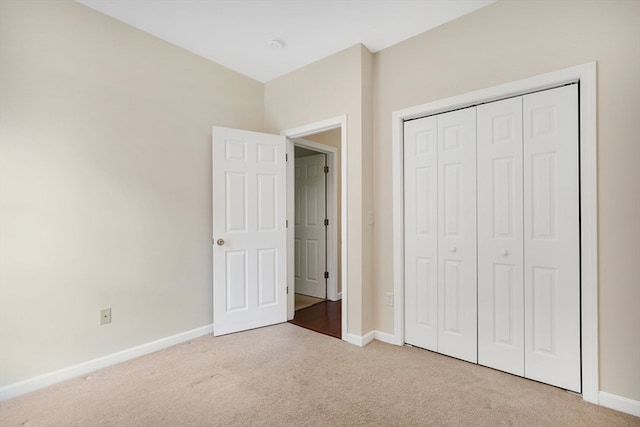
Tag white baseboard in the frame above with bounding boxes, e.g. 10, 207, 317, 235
346, 330, 375, 347
327, 292, 342, 302
347, 330, 402, 347
6, 324, 636, 419
374, 330, 402, 346
599, 391, 640, 417
0, 324, 214, 401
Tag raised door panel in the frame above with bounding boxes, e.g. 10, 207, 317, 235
225, 172, 247, 232
523, 85, 580, 392
257, 174, 277, 231
404, 116, 438, 351
294, 238, 301, 280
477, 97, 525, 376
257, 248, 277, 307
226, 250, 248, 311
294, 166, 302, 226
437, 107, 477, 363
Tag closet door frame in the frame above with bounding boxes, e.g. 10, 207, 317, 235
391, 63, 598, 404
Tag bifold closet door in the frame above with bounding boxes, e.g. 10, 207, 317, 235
477, 85, 580, 391
523, 84, 580, 392
437, 107, 477, 364
404, 116, 438, 351
404, 107, 477, 363
477, 96, 525, 376
406, 84, 580, 391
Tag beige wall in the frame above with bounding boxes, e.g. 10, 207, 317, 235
372, 0, 640, 400
264, 44, 374, 335
2, 0, 638, 406
0, 0, 263, 386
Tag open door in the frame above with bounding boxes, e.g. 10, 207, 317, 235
294, 153, 327, 299
212, 127, 287, 336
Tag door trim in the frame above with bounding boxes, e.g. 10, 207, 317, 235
391, 63, 598, 403
293, 139, 339, 302
282, 116, 348, 342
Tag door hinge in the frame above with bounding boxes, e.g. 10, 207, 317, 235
324, 271, 329, 279
286, 153, 288, 162
324, 218, 329, 226
287, 286, 289, 294
286, 219, 289, 228
324, 165, 329, 174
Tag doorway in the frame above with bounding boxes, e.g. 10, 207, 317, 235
211, 116, 347, 341
285, 125, 343, 339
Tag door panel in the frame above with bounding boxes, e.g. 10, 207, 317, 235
477, 96, 525, 376
213, 127, 286, 336
404, 116, 438, 351
442, 259, 462, 333
257, 175, 277, 230
225, 172, 247, 232
226, 250, 248, 311
523, 85, 580, 392
295, 154, 327, 298
437, 107, 477, 363
258, 248, 277, 306
442, 163, 461, 236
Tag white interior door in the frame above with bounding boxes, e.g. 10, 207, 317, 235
294, 153, 327, 299
523, 85, 581, 392
404, 116, 439, 351
212, 126, 287, 336
437, 107, 477, 363
477, 96, 525, 376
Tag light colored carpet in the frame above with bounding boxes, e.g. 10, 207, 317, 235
1, 323, 638, 426
295, 293, 325, 311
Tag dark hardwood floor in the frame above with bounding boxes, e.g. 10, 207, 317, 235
289, 300, 341, 339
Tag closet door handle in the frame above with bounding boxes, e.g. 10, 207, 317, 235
501, 249, 509, 256
216, 238, 225, 246
449, 246, 457, 253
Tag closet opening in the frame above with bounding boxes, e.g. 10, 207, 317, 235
390, 63, 598, 403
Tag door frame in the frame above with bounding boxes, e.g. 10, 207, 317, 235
292, 139, 339, 302
282, 116, 348, 341
391, 63, 598, 403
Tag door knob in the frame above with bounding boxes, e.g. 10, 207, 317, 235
501, 249, 509, 256
216, 238, 225, 246
450, 246, 457, 253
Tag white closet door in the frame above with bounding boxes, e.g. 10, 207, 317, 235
477, 97, 525, 375
404, 116, 438, 351
437, 107, 477, 363
294, 154, 327, 299
523, 84, 580, 392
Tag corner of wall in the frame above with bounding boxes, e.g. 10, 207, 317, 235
360, 44, 375, 334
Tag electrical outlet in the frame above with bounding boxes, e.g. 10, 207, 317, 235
100, 308, 111, 325
385, 292, 394, 306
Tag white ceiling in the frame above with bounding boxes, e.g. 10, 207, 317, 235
76, 0, 495, 83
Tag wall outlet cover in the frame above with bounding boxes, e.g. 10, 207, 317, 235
100, 308, 111, 325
